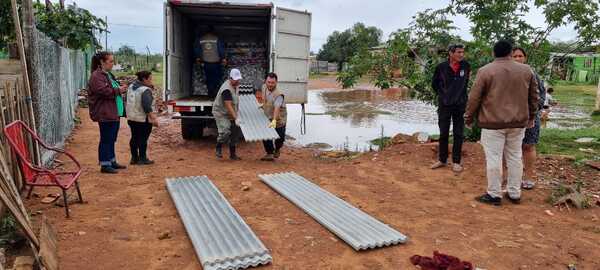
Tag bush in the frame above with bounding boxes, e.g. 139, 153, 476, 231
464, 123, 481, 142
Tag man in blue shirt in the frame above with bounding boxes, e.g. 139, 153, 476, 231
194, 26, 227, 99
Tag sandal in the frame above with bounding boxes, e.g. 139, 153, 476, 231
41, 193, 61, 204
522, 180, 535, 190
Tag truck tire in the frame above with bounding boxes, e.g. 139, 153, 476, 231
181, 120, 196, 140
181, 119, 205, 140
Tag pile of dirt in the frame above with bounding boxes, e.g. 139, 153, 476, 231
115, 75, 167, 113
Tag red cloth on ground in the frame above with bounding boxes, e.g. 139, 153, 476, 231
410, 251, 473, 270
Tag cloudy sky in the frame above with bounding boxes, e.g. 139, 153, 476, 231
51, 0, 578, 53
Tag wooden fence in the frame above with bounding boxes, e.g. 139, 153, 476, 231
0, 59, 40, 213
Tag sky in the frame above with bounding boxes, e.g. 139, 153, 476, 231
51, 0, 579, 54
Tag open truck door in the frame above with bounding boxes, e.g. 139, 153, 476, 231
164, 3, 185, 101
273, 7, 311, 105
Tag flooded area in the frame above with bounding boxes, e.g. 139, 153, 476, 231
284, 87, 596, 151
545, 106, 598, 129
286, 88, 438, 151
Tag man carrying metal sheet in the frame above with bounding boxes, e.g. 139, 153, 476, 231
259, 73, 287, 161
212, 69, 243, 160
194, 26, 227, 99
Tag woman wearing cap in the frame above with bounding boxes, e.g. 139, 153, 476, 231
212, 68, 243, 160
87, 51, 128, 174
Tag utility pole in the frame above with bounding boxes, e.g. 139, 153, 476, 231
146, 46, 151, 70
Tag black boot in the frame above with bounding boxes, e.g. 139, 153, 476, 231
138, 157, 155, 165
112, 162, 127, 169
216, 143, 223, 158
101, 166, 118, 174
229, 145, 241, 160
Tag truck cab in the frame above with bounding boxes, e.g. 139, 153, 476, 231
164, 0, 311, 140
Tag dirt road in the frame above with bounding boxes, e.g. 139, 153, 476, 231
26, 109, 600, 270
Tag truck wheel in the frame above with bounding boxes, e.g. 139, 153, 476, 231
181, 121, 196, 140
181, 119, 206, 140
196, 122, 205, 138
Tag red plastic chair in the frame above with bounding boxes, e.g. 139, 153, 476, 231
3, 120, 83, 218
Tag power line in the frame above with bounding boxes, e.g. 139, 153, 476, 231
108, 23, 161, 29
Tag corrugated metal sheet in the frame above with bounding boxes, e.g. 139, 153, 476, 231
238, 94, 280, 142
259, 172, 408, 251
166, 176, 272, 270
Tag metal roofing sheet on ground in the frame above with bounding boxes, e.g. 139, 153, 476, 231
238, 94, 280, 142
259, 172, 408, 251
166, 176, 272, 270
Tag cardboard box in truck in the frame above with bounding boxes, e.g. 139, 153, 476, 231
164, 0, 311, 140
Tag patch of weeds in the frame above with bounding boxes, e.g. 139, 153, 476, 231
73, 115, 82, 125
546, 184, 572, 205
0, 215, 23, 248
546, 182, 592, 208
370, 137, 391, 149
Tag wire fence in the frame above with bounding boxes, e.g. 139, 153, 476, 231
30, 29, 92, 164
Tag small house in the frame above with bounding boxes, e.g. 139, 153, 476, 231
549, 53, 600, 83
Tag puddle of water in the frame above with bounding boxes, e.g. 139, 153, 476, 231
546, 106, 597, 129
285, 89, 596, 151
286, 89, 438, 151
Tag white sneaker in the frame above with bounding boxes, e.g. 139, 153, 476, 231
452, 163, 464, 173
431, 161, 447, 169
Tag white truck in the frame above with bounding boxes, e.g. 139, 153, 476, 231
164, 0, 311, 139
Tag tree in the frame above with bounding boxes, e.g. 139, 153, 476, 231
116, 45, 136, 56
0, 0, 19, 51
33, 2, 106, 50
317, 23, 382, 69
339, 1, 600, 101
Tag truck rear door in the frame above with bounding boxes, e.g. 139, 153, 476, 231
164, 2, 185, 101
273, 7, 312, 104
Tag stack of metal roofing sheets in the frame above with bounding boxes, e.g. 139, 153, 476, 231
259, 172, 408, 251
238, 94, 280, 142
166, 176, 272, 270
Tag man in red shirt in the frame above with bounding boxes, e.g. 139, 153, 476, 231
431, 44, 471, 173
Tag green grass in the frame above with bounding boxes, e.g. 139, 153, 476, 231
552, 82, 598, 114
538, 127, 600, 161
541, 82, 600, 160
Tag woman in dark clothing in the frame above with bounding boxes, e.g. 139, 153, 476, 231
87, 51, 127, 174
126, 71, 158, 165
512, 47, 547, 190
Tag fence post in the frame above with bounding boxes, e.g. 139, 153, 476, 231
596, 77, 600, 112
11, 0, 40, 166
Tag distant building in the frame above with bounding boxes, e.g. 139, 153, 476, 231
549, 52, 600, 83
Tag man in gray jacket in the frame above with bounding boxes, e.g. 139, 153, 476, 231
465, 40, 539, 206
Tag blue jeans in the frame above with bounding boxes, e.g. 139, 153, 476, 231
98, 121, 120, 166
204, 62, 223, 98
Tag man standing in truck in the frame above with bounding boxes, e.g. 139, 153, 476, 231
213, 69, 243, 160
195, 25, 227, 99
259, 73, 287, 161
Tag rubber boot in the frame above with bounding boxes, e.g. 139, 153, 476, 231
216, 143, 223, 158
229, 145, 241, 160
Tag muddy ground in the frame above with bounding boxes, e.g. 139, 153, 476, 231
19, 106, 600, 270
